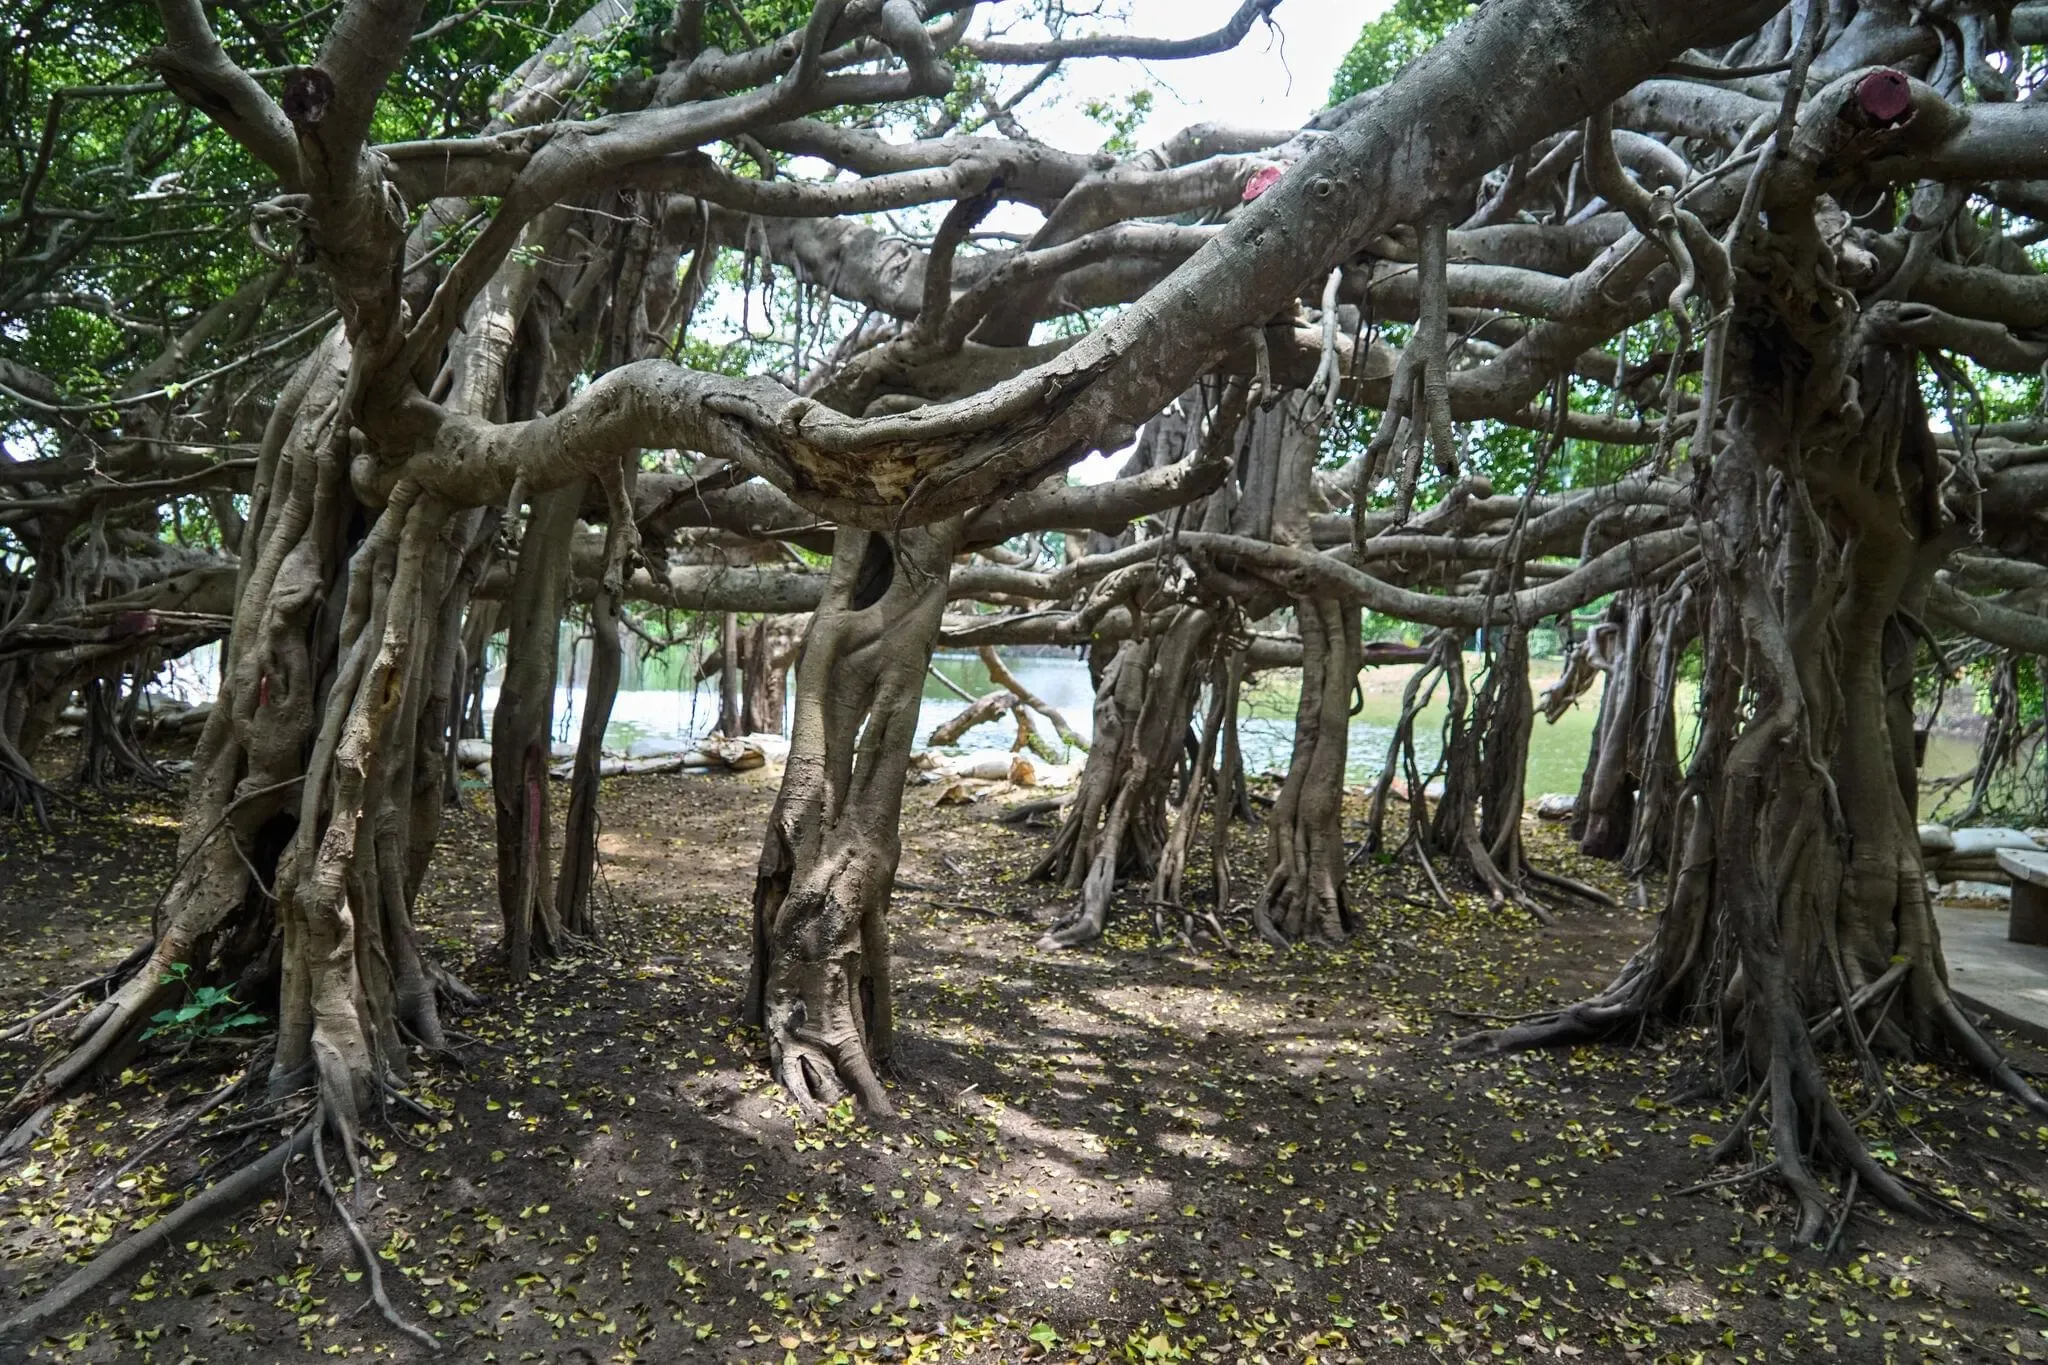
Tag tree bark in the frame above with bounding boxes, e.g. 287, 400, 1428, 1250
744, 520, 960, 1112
1475, 321, 2048, 1234
1256, 596, 1359, 945
493, 484, 582, 977
717, 611, 744, 736
555, 586, 620, 939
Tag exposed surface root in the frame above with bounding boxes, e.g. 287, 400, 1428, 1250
0, 1120, 315, 1350
313, 1105, 440, 1353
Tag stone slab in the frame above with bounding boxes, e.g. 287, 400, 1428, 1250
1996, 847, 2048, 888
1937, 905, 2048, 1046
1950, 827, 2040, 858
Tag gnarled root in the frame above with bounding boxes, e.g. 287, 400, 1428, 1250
760, 934, 892, 1115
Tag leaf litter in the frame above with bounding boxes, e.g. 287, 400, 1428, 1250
0, 770, 2044, 1362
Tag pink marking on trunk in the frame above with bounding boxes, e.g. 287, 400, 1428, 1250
1855, 70, 1912, 125
1242, 164, 1284, 201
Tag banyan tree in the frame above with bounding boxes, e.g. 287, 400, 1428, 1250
6, 0, 2048, 1338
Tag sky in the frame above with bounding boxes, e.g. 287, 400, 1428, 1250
708, 1, 1394, 481
997, 0, 1383, 151
977, 0, 1390, 479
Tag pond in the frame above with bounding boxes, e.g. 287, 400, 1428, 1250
521, 647, 1610, 798
160, 638, 1986, 808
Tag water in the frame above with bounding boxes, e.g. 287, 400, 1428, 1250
523, 648, 1438, 786
144, 641, 1988, 807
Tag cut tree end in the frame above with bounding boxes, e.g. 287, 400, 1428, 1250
1854, 70, 1913, 126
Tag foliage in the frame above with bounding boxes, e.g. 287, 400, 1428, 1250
140, 964, 263, 1044
1329, 0, 1473, 102
1083, 87, 1154, 154
0, 0, 552, 423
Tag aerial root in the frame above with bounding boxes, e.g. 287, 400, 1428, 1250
1824, 1171, 1861, 1257
0, 1102, 59, 1161
427, 962, 482, 1010
1807, 959, 1910, 1048
1705, 1085, 1767, 1165
1672, 1160, 1778, 1197
0, 1119, 315, 1351
1682, 1027, 1922, 1244
379, 1080, 443, 1125
1409, 839, 1457, 916
1450, 954, 1652, 1053
90, 1065, 260, 1199
312, 1104, 440, 1354
0, 943, 152, 1047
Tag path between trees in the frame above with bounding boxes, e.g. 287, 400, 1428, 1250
2, 772, 2044, 1361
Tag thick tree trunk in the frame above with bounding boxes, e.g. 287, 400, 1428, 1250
2, 352, 489, 1157
744, 521, 959, 1112
1256, 597, 1359, 945
493, 483, 582, 978
1476, 317, 2048, 1234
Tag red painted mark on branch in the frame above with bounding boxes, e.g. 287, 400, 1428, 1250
1855, 70, 1913, 125
1242, 165, 1284, 202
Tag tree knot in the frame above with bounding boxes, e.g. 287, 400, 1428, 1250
282, 67, 337, 132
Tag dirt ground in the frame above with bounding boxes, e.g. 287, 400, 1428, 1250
2, 769, 2047, 1363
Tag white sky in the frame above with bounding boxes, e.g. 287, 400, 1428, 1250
987, 1, 1390, 481
999, 0, 1385, 153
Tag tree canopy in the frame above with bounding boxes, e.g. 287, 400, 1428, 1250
7, 0, 2048, 1351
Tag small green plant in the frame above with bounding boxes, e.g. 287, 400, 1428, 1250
142, 963, 264, 1044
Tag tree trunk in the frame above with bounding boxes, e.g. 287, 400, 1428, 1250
740, 614, 800, 736
744, 521, 960, 1112
717, 611, 744, 736
1, 350, 495, 1156
1256, 597, 1360, 944
555, 586, 620, 938
1475, 315, 2048, 1235
493, 483, 582, 978
1034, 604, 1217, 948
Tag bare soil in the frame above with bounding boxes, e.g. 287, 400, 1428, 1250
1, 769, 2046, 1363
